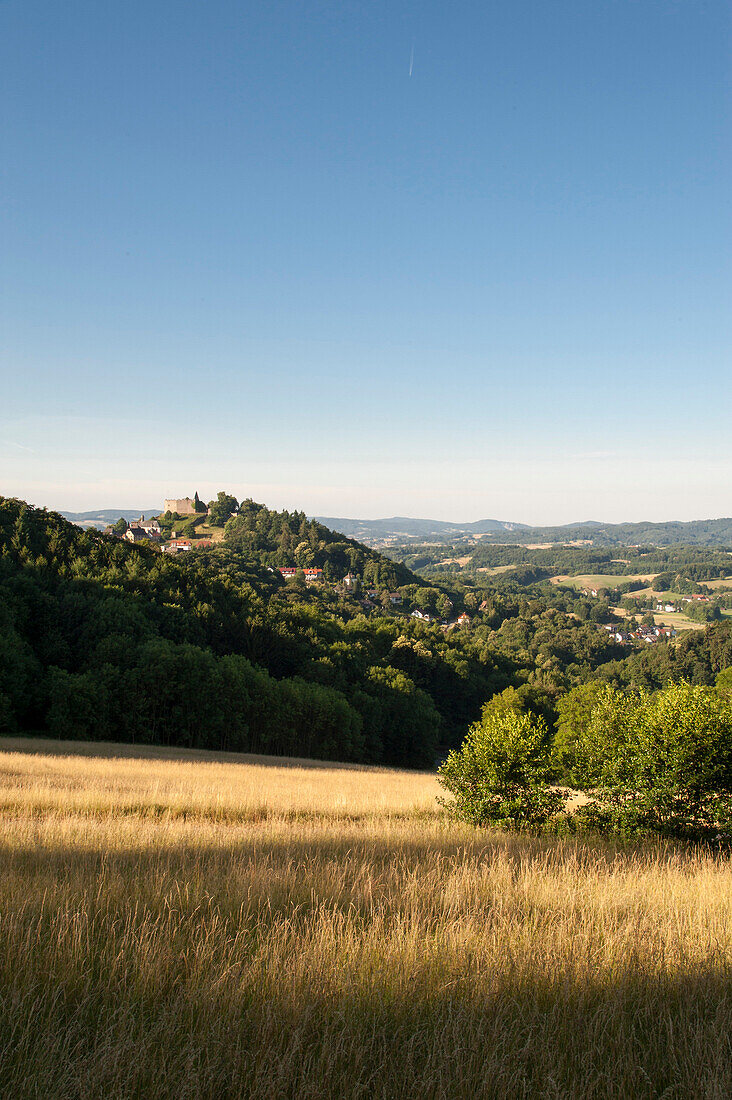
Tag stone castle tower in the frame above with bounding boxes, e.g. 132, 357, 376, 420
163, 497, 197, 515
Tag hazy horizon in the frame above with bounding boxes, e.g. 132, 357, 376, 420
22, 482, 732, 529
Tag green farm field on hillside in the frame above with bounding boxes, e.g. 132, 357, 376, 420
613, 608, 725, 633
1, 738, 730, 1100
550, 572, 659, 590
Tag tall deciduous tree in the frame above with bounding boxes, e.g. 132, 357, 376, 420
207, 491, 239, 526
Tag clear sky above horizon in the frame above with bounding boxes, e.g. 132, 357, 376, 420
1, 0, 730, 523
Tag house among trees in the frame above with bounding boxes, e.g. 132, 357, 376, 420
277, 566, 324, 583
140, 517, 161, 537
457, 612, 471, 626
165, 539, 192, 553
123, 516, 162, 543
126, 516, 161, 540
108, 515, 162, 543
123, 526, 149, 543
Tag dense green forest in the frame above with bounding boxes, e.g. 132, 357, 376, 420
2, 497, 732, 768
391, 541, 732, 582
0, 498, 507, 765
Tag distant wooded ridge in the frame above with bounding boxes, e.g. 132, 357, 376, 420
60, 509, 162, 528
59, 509, 732, 547
314, 516, 732, 548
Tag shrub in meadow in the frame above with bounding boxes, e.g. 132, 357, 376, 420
437, 706, 563, 829
573, 681, 732, 841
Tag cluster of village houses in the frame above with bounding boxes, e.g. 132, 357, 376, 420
603, 623, 676, 645
583, 586, 710, 612
580, 584, 715, 643
105, 499, 214, 553
106, 515, 213, 554
276, 567, 472, 627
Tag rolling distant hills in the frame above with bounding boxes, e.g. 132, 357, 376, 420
60, 509, 161, 529
313, 516, 530, 541
314, 516, 732, 548
59, 508, 732, 548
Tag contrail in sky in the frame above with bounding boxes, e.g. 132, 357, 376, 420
409, 44, 414, 77
2, 440, 34, 453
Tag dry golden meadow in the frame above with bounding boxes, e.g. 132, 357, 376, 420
0, 738, 730, 1099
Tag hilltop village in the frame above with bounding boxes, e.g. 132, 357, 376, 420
104, 495, 474, 630
95, 492, 704, 647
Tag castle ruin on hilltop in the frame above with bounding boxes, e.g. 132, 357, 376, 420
163, 497, 197, 515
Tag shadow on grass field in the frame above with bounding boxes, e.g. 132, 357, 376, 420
0, 740, 730, 1099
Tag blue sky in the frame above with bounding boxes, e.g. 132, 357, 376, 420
1, 0, 730, 522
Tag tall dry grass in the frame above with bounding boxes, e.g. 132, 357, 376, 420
0, 737, 730, 1099
0, 737, 441, 820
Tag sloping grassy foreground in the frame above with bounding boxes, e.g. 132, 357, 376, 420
0, 740, 730, 1099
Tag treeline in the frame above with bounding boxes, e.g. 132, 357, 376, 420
432, 584, 732, 729
319, 515, 732, 547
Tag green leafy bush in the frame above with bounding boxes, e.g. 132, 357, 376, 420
437, 706, 563, 829
573, 682, 732, 841
552, 680, 609, 785
717, 667, 732, 698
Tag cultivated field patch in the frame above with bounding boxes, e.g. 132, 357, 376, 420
550, 572, 659, 589
701, 577, 732, 591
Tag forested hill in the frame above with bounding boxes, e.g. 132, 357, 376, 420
314, 516, 529, 541
222, 500, 420, 588
315, 515, 732, 548
0, 497, 517, 766
504, 518, 732, 548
